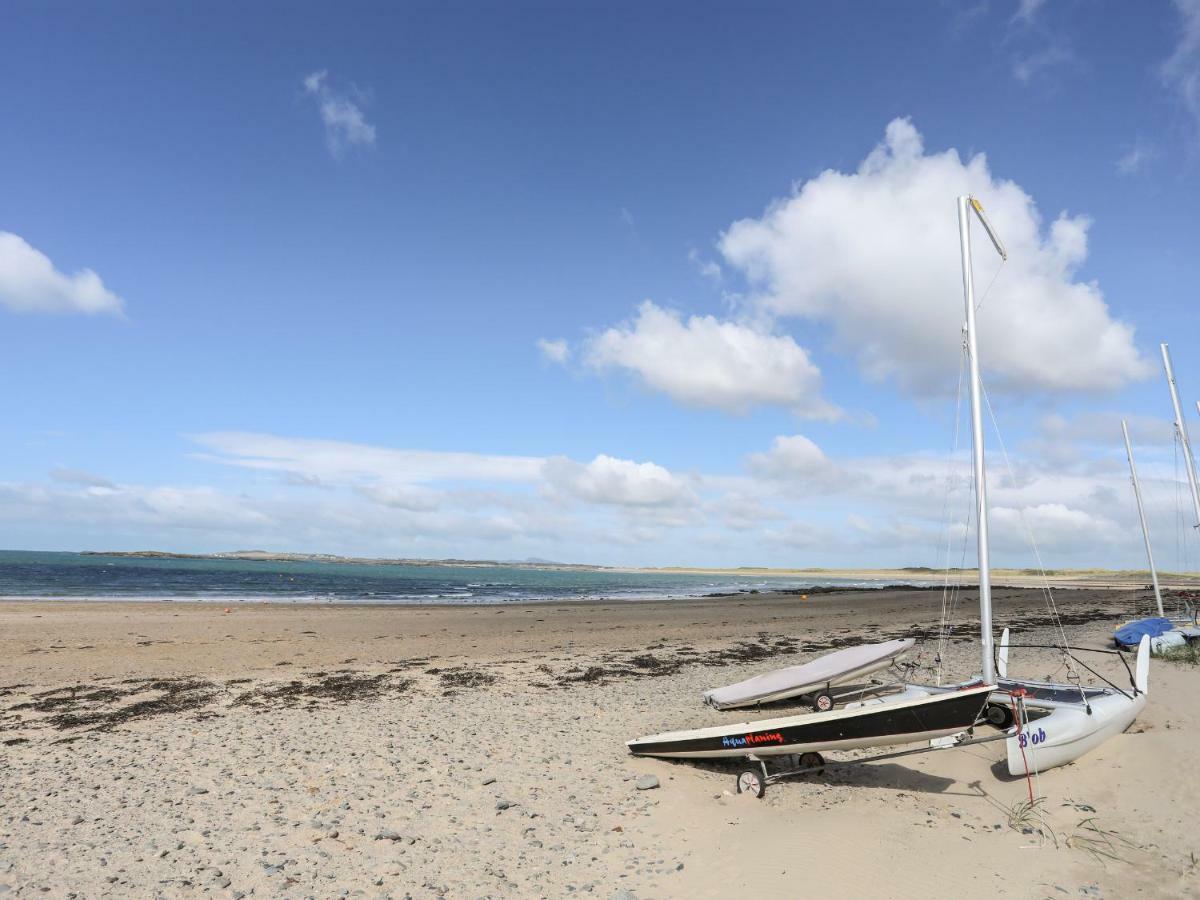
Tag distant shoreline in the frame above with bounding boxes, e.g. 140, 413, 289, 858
75, 549, 1200, 589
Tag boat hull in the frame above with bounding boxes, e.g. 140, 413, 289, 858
627, 684, 993, 759
702, 638, 915, 710
1003, 690, 1146, 777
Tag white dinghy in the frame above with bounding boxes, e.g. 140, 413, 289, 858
702, 638, 915, 711
993, 629, 1150, 776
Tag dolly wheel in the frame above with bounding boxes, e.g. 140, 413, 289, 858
812, 691, 835, 713
798, 752, 825, 775
736, 768, 765, 799
985, 704, 1013, 729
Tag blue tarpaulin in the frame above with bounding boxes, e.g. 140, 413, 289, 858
1113, 617, 1174, 648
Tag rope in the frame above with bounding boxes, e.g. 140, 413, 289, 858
979, 381, 1079, 682
1009, 692, 1041, 807
934, 347, 970, 682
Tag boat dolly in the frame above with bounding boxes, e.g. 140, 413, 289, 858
735, 729, 1012, 798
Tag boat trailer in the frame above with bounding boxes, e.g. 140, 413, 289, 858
735, 729, 1012, 798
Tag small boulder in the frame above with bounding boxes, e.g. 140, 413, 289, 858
635, 775, 659, 791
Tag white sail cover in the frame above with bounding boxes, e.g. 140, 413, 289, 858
703, 638, 915, 710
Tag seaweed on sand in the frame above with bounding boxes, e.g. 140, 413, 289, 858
36, 678, 219, 732
233, 672, 412, 708
438, 668, 498, 695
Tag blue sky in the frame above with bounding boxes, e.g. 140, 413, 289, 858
2, 0, 1200, 568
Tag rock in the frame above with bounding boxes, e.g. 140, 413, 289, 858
635, 775, 659, 791
70, 816, 85, 825
374, 829, 403, 842
481, 776, 497, 786
495, 800, 516, 811
609, 891, 636, 900
188, 787, 209, 796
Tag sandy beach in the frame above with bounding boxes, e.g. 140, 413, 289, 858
1, 587, 1197, 898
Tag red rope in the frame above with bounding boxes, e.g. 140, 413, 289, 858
1009, 690, 1034, 805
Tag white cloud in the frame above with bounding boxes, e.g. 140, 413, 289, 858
719, 118, 1149, 395
50, 467, 115, 488
687, 248, 722, 283
543, 454, 696, 507
192, 432, 544, 486
1012, 44, 1075, 84
583, 301, 838, 418
0, 232, 125, 316
303, 70, 376, 157
1012, 0, 1046, 25
1116, 139, 1155, 175
1163, 0, 1200, 131
746, 434, 830, 480
537, 338, 570, 364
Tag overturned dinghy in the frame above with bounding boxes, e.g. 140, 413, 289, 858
703, 638, 915, 711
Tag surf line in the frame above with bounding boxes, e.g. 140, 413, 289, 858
721, 731, 784, 749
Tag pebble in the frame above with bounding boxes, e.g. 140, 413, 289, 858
634, 775, 659, 791
374, 830, 403, 842
481, 776, 497, 786
495, 800, 517, 811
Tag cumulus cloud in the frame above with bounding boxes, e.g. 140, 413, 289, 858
583, 301, 838, 418
537, 338, 570, 364
543, 454, 696, 507
1162, 0, 1200, 130
303, 70, 376, 157
719, 118, 1149, 395
0, 232, 125, 316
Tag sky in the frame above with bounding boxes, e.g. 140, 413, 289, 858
2, 0, 1200, 569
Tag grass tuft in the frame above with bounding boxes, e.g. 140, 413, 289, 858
1158, 642, 1200, 666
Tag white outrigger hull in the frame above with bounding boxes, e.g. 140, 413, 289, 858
995, 630, 1150, 777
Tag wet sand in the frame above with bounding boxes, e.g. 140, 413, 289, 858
1, 587, 1197, 898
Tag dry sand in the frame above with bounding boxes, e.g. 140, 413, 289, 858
0, 587, 1197, 898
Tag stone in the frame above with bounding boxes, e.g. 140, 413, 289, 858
635, 775, 659, 791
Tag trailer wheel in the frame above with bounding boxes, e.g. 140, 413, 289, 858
798, 752, 825, 775
812, 691, 835, 713
985, 704, 1013, 729
736, 769, 765, 799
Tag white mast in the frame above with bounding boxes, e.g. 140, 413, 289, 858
1161, 343, 1200, 530
957, 196, 1006, 685
1122, 420, 1164, 616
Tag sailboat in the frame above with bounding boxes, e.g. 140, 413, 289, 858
1112, 347, 1200, 651
627, 195, 1151, 781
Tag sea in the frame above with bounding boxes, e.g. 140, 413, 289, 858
0, 550, 915, 605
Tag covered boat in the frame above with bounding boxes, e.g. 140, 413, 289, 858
702, 638, 915, 711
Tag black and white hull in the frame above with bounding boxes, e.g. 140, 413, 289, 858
626, 683, 993, 759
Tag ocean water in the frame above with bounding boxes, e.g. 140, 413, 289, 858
0, 550, 912, 605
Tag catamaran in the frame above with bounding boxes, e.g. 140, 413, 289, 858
627, 195, 1151, 788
